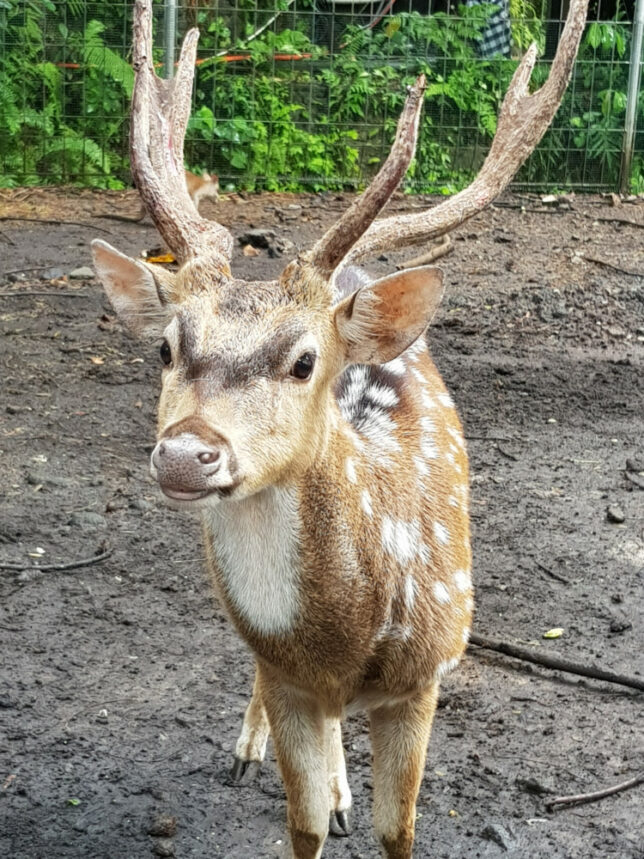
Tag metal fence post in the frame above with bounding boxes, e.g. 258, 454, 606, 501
163, 0, 177, 79
620, 0, 644, 193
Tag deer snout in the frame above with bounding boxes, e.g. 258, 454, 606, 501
150, 432, 236, 501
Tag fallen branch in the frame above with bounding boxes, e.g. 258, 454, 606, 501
546, 772, 644, 811
0, 217, 115, 235
0, 291, 86, 298
0, 549, 112, 573
397, 236, 452, 269
96, 212, 147, 223
468, 632, 644, 692
581, 254, 644, 278
535, 560, 571, 585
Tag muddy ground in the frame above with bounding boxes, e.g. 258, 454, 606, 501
0, 188, 642, 859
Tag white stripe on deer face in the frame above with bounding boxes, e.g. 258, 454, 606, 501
203, 487, 301, 636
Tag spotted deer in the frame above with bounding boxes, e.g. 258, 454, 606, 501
136, 168, 218, 220
91, 1, 587, 856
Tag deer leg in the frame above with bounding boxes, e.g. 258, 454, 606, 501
229, 666, 270, 785
259, 670, 329, 859
368, 683, 439, 859
326, 718, 351, 837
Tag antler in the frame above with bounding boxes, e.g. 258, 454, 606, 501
306, 75, 427, 276
130, 0, 233, 267
319, 0, 588, 270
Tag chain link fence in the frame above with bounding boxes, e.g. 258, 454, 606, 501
0, 0, 641, 192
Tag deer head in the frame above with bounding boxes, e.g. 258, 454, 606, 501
92, 0, 588, 506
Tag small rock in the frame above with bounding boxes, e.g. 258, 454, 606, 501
481, 823, 515, 851
95, 709, 109, 724
39, 267, 65, 281
611, 593, 623, 603
237, 228, 276, 249
148, 814, 178, 838
130, 498, 154, 512
68, 511, 107, 529
68, 265, 95, 280
626, 457, 644, 474
606, 504, 625, 524
242, 243, 260, 257
7, 272, 28, 283
609, 617, 632, 634
516, 775, 554, 795
151, 838, 176, 857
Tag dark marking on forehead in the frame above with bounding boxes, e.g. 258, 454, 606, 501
217, 280, 287, 317
182, 321, 308, 388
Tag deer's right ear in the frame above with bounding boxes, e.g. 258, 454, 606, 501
91, 239, 177, 338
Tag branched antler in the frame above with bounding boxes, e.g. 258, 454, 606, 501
334, 0, 588, 267
130, 0, 233, 267
306, 75, 427, 275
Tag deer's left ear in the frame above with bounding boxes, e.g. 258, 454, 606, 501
334, 266, 444, 364
91, 239, 177, 338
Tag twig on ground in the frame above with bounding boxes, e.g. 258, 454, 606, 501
468, 632, 644, 692
0, 291, 86, 298
0, 549, 112, 573
581, 255, 644, 278
0, 216, 115, 235
590, 215, 644, 229
495, 442, 519, 461
96, 212, 146, 223
0, 229, 16, 245
546, 772, 644, 811
535, 560, 571, 585
397, 236, 452, 269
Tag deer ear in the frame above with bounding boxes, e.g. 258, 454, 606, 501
334, 266, 444, 364
91, 240, 177, 338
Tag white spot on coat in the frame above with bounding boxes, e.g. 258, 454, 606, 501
381, 517, 429, 565
404, 574, 417, 612
453, 570, 471, 592
437, 392, 455, 408
383, 356, 406, 376
361, 489, 373, 519
433, 581, 451, 604
345, 457, 357, 484
436, 657, 459, 680
434, 522, 450, 545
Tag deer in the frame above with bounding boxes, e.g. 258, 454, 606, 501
91, 1, 587, 856
135, 168, 219, 221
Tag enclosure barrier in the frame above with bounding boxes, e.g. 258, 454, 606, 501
0, 0, 641, 193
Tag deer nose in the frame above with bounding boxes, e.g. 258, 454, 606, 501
150, 433, 224, 497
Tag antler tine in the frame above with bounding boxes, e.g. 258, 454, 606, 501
130, 0, 233, 267
306, 75, 427, 276
342, 0, 588, 266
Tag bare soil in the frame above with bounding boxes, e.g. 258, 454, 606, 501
0, 189, 643, 859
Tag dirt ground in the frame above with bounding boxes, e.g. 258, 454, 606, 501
0, 188, 642, 859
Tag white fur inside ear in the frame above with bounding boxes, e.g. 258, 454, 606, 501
335, 265, 444, 365
91, 239, 174, 338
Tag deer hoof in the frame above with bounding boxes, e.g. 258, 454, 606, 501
329, 809, 351, 838
227, 756, 261, 786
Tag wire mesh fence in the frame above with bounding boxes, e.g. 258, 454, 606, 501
0, 0, 641, 193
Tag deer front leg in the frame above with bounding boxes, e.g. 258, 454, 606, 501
259, 669, 330, 859
368, 683, 439, 859
230, 666, 270, 784
327, 718, 351, 837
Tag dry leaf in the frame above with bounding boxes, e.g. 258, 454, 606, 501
243, 244, 261, 257
90, 356, 104, 365
146, 252, 176, 264
543, 628, 564, 639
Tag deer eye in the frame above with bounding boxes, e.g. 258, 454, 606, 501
290, 352, 316, 381
160, 340, 172, 366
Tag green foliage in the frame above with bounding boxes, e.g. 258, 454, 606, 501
0, 1, 641, 192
